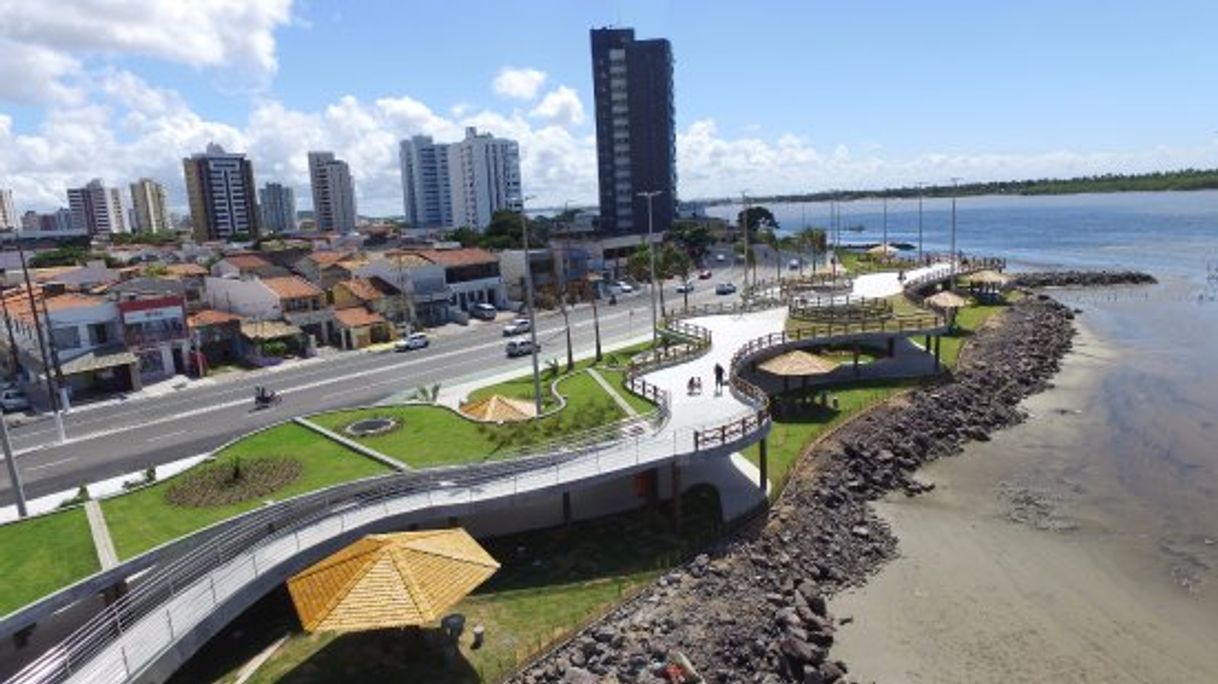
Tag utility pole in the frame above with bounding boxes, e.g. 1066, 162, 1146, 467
638, 190, 663, 350
15, 242, 65, 443
949, 177, 961, 291
519, 197, 543, 415
916, 182, 926, 263
882, 196, 888, 261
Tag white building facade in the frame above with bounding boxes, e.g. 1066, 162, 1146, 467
308, 151, 358, 234
399, 135, 454, 232
448, 127, 522, 231
129, 178, 170, 233
68, 179, 126, 234
0, 188, 17, 231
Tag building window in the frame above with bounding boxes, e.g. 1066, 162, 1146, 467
52, 327, 81, 350
88, 322, 110, 346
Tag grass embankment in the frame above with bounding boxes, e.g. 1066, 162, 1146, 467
103, 424, 391, 559
938, 290, 1021, 368
0, 509, 98, 616
465, 340, 654, 409
171, 486, 724, 684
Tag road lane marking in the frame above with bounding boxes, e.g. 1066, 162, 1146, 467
145, 429, 189, 443
25, 457, 76, 472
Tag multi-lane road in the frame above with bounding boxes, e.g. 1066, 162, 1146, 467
0, 266, 749, 507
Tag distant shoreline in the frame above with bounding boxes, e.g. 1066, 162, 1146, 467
700, 168, 1218, 206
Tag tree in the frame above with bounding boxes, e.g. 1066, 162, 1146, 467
737, 206, 778, 232
480, 210, 549, 250
449, 226, 480, 248
667, 220, 712, 263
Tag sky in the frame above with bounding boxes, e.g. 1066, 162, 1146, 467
1, 0, 1217, 216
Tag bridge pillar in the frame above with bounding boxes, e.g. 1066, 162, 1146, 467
670, 462, 682, 533
924, 334, 932, 352
759, 438, 769, 493
852, 344, 860, 376
562, 491, 572, 526
886, 337, 895, 358
934, 335, 942, 371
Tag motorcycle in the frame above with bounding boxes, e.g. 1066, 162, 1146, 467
253, 389, 282, 409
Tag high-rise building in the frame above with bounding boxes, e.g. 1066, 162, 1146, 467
259, 182, 297, 234
20, 207, 73, 233
0, 188, 17, 231
129, 178, 170, 233
183, 143, 260, 242
590, 27, 676, 235
449, 127, 522, 230
399, 135, 454, 231
399, 128, 520, 232
308, 151, 358, 234
67, 178, 126, 234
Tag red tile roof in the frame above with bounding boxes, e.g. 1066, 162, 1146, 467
405, 247, 497, 268
262, 276, 324, 300
222, 253, 273, 271
188, 309, 245, 327
306, 251, 350, 267
333, 307, 387, 328
335, 278, 384, 303
165, 263, 208, 277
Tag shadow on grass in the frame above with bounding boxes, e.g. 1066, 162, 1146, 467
171, 485, 724, 684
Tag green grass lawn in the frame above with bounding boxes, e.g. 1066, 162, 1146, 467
744, 379, 926, 497
171, 486, 723, 684
103, 424, 391, 559
938, 293, 1015, 368
0, 509, 99, 616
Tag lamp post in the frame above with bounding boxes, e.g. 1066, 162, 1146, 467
916, 182, 926, 263
949, 177, 961, 291
638, 190, 663, 350
519, 196, 543, 415
882, 196, 888, 261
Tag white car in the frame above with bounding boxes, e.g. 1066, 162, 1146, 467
506, 338, 540, 357
0, 388, 30, 413
470, 302, 498, 320
394, 332, 429, 351
675, 281, 694, 293
715, 282, 737, 295
715, 253, 727, 263
503, 317, 531, 336
617, 281, 635, 293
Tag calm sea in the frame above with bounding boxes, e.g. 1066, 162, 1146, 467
714, 191, 1218, 586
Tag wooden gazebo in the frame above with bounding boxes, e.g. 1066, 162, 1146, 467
758, 350, 839, 391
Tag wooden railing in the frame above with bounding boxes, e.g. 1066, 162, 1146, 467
788, 294, 893, 324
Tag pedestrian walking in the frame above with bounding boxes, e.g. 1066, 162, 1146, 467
714, 363, 725, 392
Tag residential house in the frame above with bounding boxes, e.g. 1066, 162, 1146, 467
332, 306, 390, 350
353, 251, 450, 327
187, 308, 243, 373
163, 263, 208, 310
331, 277, 410, 324
117, 293, 189, 383
293, 251, 364, 290
204, 274, 334, 346
211, 253, 287, 279
0, 285, 140, 403
403, 247, 505, 316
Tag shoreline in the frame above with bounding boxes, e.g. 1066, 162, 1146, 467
830, 314, 1218, 683
515, 294, 1082, 683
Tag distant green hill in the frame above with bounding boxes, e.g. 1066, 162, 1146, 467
705, 168, 1218, 205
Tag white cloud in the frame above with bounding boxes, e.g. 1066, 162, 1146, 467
0, 0, 294, 99
530, 86, 585, 127
492, 67, 547, 100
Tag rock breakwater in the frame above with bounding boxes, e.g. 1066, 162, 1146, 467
512, 295, 1077, 684
1011, 270, 1156, 288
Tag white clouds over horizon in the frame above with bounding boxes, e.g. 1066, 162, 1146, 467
492, 67, 548, 101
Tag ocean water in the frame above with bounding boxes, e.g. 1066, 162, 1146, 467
716, 191, 1218, 591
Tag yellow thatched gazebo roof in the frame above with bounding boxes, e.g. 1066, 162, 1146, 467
288, 529, 500, 633
459, 394, 537, 422
924, 290, 968, 310
969, 269, 1010, 286
758, 350, 839, 377
866, 243, 898, 256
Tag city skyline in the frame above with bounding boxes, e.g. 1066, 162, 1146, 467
1, 1, 1217, 216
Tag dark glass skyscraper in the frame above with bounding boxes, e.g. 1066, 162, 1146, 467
590, 27, 676, 236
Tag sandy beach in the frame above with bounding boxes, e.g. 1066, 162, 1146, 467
832, 319, 1218, 683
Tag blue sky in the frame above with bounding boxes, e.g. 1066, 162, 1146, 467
1, 0, 1216, 214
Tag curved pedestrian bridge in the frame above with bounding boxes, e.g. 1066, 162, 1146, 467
7, 259, 992, 684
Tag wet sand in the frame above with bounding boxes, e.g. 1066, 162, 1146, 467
832, 321, 1218, 683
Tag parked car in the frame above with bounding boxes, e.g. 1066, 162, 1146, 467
0, 388, 30, 413
503, 317, 531, 336
470, 302, 498, 321
506, 338, 540, 357
675, 281, 694, 293
616, 281, 635, 293
698, 269, 713, 279
715, 253, 727, 263
715, 282, 737, 295
394, 332, 429, 351
788, 258, 802, 270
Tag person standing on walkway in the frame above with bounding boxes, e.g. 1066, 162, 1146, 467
714, 363, 725, 392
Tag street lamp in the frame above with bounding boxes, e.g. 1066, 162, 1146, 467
638, 190, 663, 350
916, 182, 926, 263
519, 195, 543, 415
949, 177, 961, 291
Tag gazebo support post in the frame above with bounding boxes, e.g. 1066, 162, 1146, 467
934, 336, 942, 371
562, 491, 572, 526
924, 334, 932, 353
758, 438, 769, 493
852, 344, 860, 376
670, 462, 682, 533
